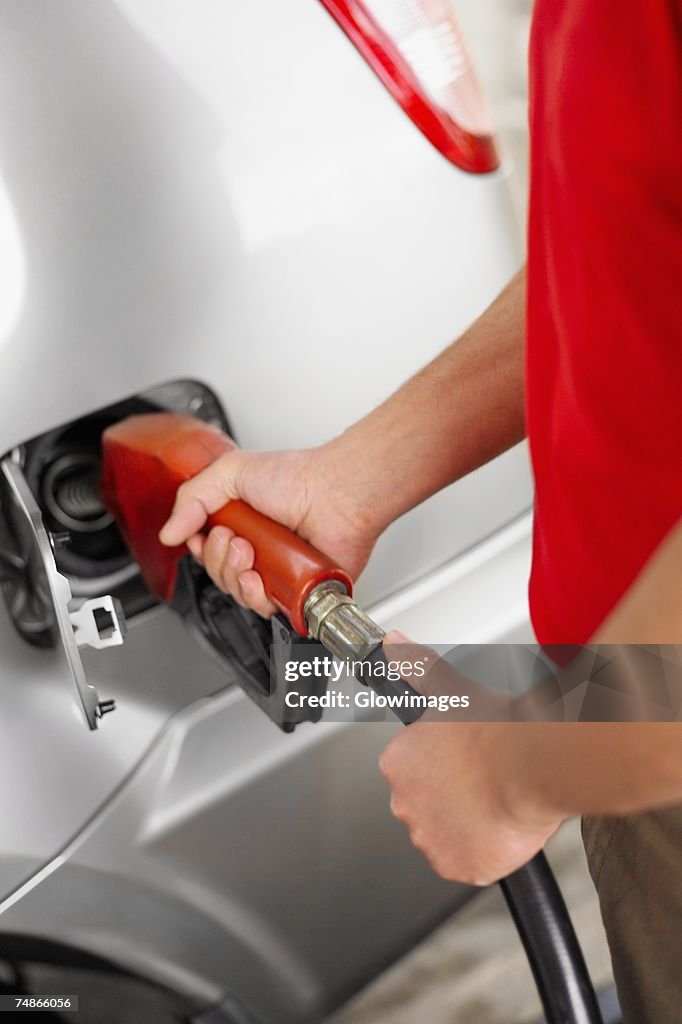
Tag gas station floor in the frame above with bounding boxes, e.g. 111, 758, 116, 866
330, 820, 615, 1024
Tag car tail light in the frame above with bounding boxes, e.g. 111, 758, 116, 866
319, 0, 498, 173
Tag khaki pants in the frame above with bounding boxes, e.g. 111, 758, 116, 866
583, 807, 682, 1023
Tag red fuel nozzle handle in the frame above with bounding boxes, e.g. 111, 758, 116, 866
207, 499, 352, 635
100, 413, 352, 635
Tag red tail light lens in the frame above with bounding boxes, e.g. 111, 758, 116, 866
320, 0, 499, 173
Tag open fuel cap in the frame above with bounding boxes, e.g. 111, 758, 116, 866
1, 453, 123, 729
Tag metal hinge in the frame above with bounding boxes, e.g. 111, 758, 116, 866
1, 457, 124, 729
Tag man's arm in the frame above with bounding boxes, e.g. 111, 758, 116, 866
380, 516, 682, 884
327, 268, 526, 536
491, 518, 682, 823
160, 269, 526, 613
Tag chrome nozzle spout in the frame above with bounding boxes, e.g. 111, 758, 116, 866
303, 582, 384, 662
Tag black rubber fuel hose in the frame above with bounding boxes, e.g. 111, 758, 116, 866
355, 647, 604, 1024
501, 853, 603, 1024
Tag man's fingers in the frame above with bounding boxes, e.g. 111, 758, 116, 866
205, 532, 265, 613
382, 631, 508, 720
159, 454, 240, 546
383, 631, 436, 691
238, 570, 277, 618
159, 494, 210, 547
218, 537, 255, 596
202, 526, 235, 592
186, 524, 275, 617
186, 534, 205, 564
382, 632, 458, 699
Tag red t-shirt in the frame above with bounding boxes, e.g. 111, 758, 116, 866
526, 0, 682, 644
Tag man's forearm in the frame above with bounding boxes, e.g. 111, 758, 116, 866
491, 722, 682, 824
322, 269, 526, 535
494, 518, 682, 825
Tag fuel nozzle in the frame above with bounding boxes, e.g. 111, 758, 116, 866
101, 412, 422, 724
304, 581, 423, 725
304, 581, 384, 661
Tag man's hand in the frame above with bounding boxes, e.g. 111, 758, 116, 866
379, 721, 561, 884
159, 443, 380, 616
157, 271, 527, 618
378, 633, 561, 885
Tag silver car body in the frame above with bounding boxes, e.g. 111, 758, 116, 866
0, 1, 532, 1020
